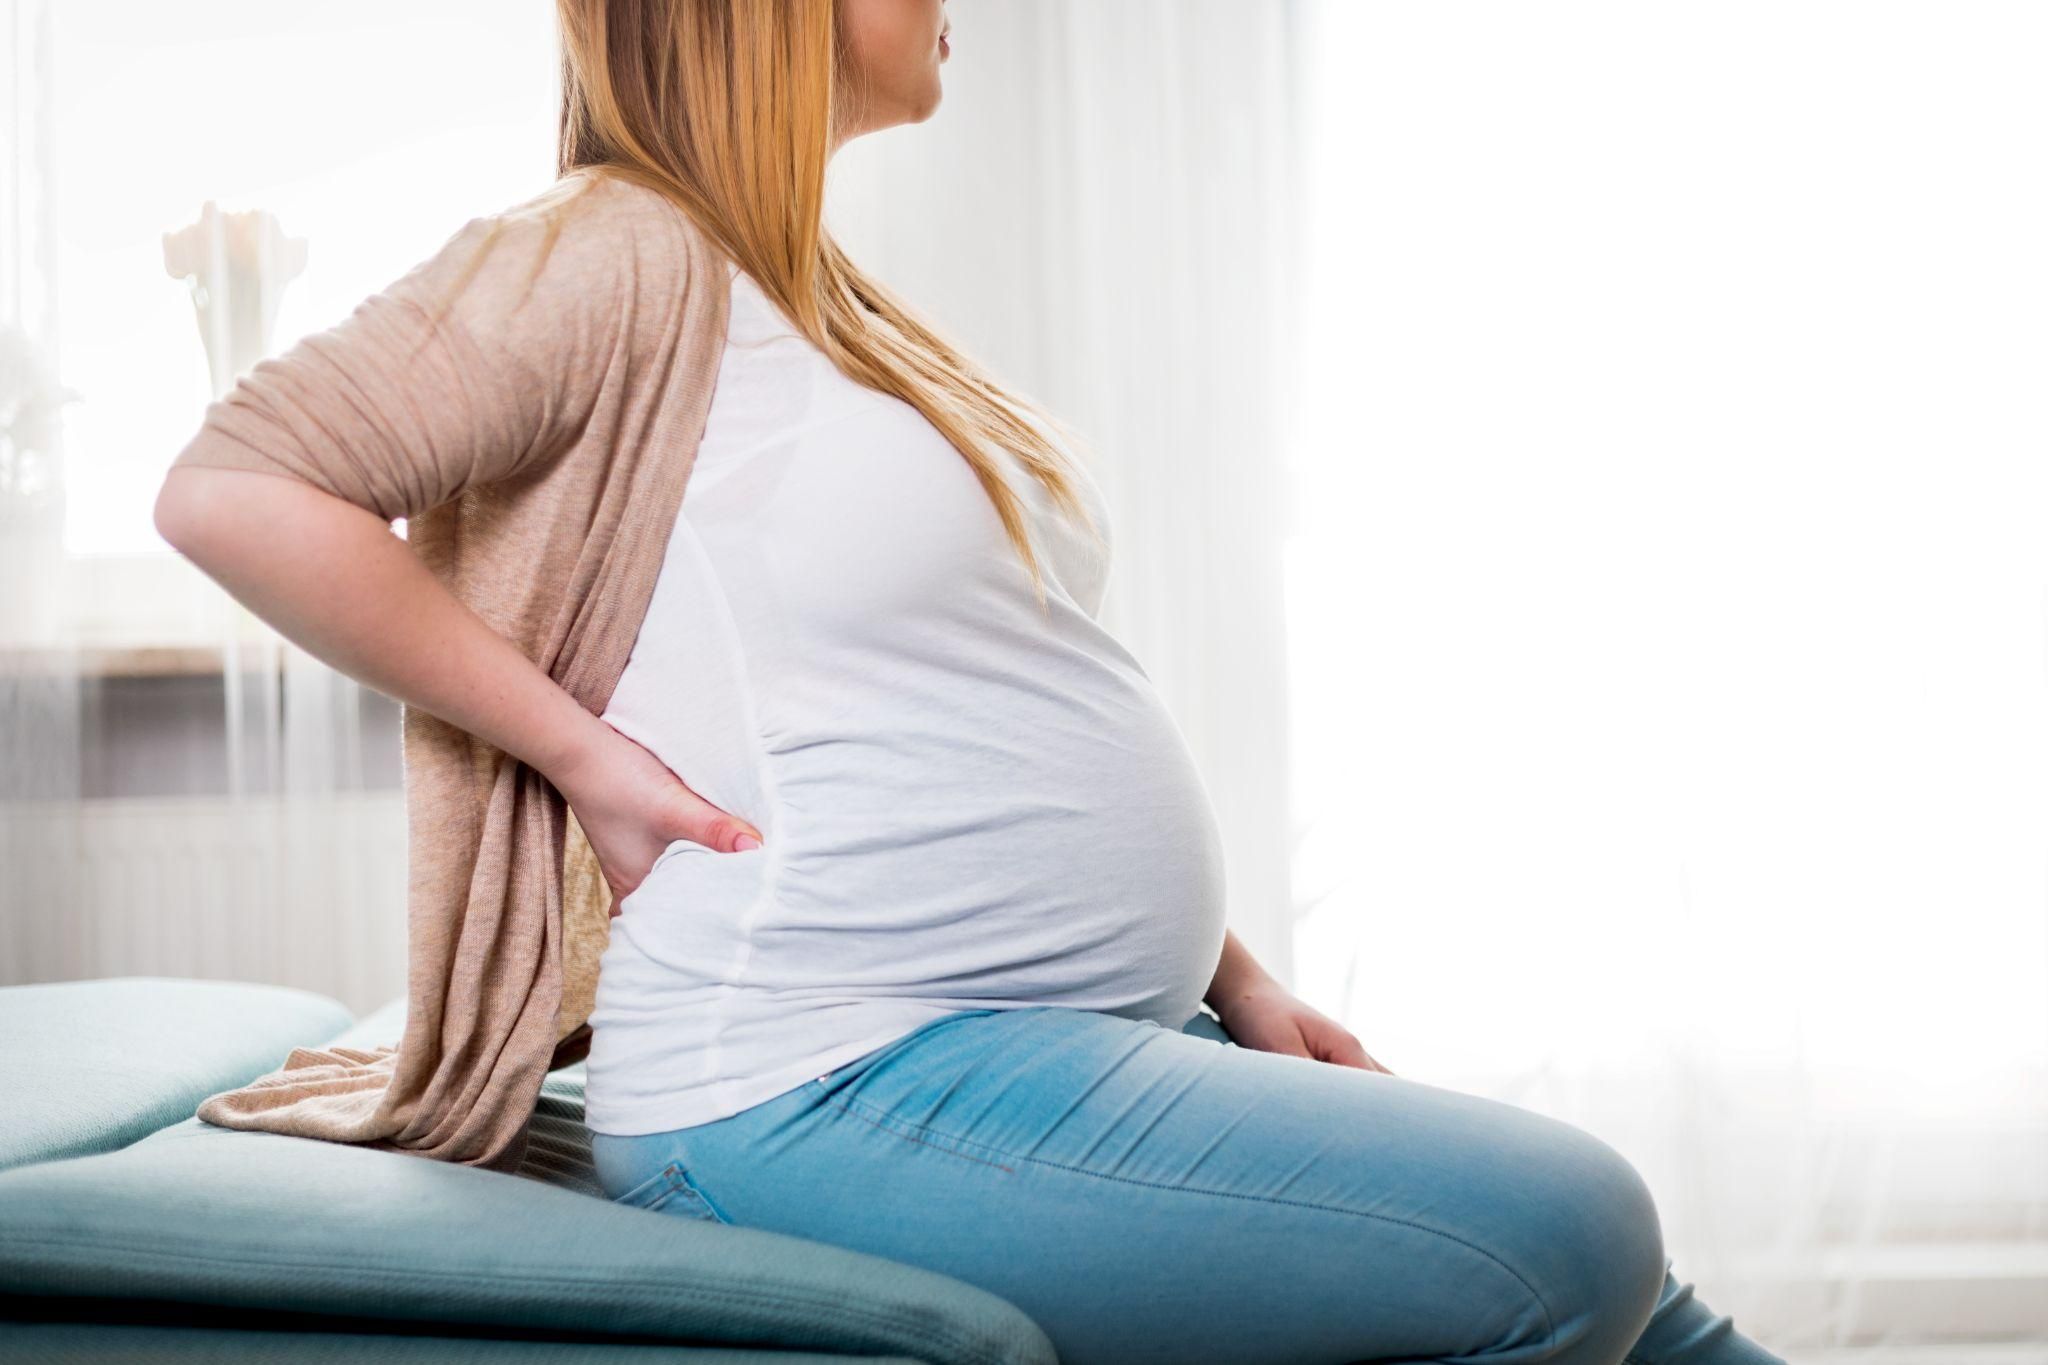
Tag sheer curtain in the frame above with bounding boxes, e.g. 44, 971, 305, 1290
0, 0, 563, 1011
1288, 3, 2048, 1358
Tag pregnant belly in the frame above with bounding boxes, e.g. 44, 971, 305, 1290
605, 699, 1231, 1028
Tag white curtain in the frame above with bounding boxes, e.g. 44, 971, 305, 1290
0, 0, 563, 1010
1287, 3, 2048, 1358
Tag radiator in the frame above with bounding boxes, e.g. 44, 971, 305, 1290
0, 791, 408, 1017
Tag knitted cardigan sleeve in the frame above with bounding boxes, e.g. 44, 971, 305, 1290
169, 181, 627, 522
163, 170, 729, 1175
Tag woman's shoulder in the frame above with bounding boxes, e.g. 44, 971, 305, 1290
395, 170, 726, 345
489, 170, 721, 270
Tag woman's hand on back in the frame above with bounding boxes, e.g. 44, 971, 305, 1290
549, 718, 764, 914
152, 469, 764, 919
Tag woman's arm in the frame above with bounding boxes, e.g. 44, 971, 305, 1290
153, 188, 762, 907
156, 466, 599, 784
1204, 927, 1280, 1016
154, 466, 764, 899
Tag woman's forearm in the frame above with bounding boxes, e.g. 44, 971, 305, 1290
155, 465, 605, 788
1205, 927, 1280, 1014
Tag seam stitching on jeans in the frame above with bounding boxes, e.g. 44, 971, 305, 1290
835, 1092, 1556, 1351
675, 1166, 737, 1226
822, 1096, 1018, 1173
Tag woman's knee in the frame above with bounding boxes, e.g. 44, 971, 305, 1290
1507, 1118, 1667, 1360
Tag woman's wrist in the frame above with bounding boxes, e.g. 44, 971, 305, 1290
1205, 929, 1282, 1017
524, 695, 612, 800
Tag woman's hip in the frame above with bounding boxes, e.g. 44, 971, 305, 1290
590, 1002, 1667, 1365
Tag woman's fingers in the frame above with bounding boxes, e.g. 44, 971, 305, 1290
667, 789, 766, 854
1320, 1030, 1375, 1071
566, 721, 769, 915
1304, 1015, 1393, 1075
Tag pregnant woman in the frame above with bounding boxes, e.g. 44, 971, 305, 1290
155, 2, 1788, 1363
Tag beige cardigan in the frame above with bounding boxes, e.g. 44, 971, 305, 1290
169, 170, 731, 1174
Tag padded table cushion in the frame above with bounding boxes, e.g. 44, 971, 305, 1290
0, 1320, 931, 1363
0, 984, 1056, 1365
0, 976, 353, 1173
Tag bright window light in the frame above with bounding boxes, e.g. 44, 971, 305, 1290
49, 1, 559, 556
1287, 1, 2048, 1112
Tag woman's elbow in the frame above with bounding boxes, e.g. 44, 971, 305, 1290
153, 465, 258, 561
156, 464, 388, 570
154, 466, 215, 553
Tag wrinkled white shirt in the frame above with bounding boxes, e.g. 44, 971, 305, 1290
585, 263, 1228, 1136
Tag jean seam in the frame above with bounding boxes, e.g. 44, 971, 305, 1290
610, 1160, 682, 1212
834, 1092, 1557, 1352
677, 1162, 742, 1225
821, 1095, 1018, 1173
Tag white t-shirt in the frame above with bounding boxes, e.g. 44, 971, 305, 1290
583, 263, 1229, 1136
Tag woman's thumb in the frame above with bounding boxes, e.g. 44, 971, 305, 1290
683, 801, 765, 854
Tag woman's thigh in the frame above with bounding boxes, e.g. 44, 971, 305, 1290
591, 1005, 1668, 1365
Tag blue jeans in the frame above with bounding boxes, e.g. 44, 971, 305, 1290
590, 1004, 1786, 1365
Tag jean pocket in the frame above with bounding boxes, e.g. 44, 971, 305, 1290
610, 1159, 734, 1225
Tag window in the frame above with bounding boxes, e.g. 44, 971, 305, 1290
1287, 3, 2048, 1337
38, 1, 559, 561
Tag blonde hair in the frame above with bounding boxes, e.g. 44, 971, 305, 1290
492, 0, 1100, 609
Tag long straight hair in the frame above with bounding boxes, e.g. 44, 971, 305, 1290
536, 0, 1102, 608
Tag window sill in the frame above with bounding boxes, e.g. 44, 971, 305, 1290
0, 643, 241, 679
0, 551, 279, 677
